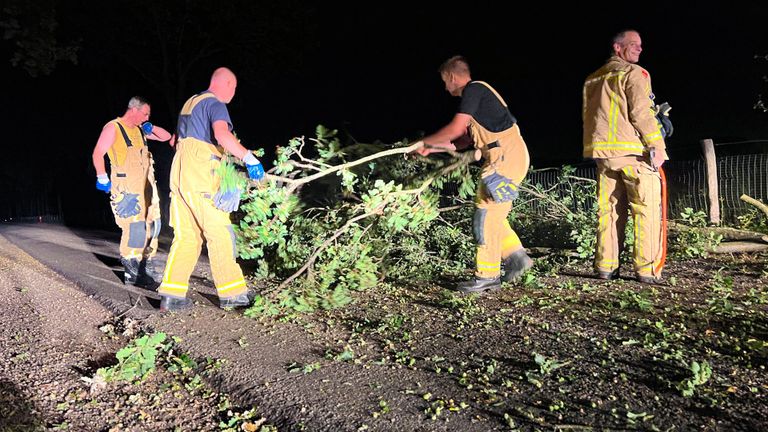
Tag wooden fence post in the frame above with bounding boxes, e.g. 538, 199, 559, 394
701, 138, 720, 225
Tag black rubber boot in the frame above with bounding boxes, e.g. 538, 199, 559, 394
596, 269, 620, 280
139, 258, 162, 288
120, 257, 141, 286
219, 291, 254, 309
160, 296, 193, 312
637, 275, 660, 284
502, 249, 534, 283
455, 276, 501, 293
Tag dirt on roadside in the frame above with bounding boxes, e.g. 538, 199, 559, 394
0, 235, 263, 432
1, 224, 767, 432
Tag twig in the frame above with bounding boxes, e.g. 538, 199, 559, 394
289, 161, 324, 172
116, 297, 141, 319
277, 208, 383, 289
437, 204, 465, 213
259, 141, 426, 191
517, 184, 575, 218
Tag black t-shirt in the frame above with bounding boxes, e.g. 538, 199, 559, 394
458, 82, 517, 133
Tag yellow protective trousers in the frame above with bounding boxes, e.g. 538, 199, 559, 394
594, 157, 664, 278
109, 146, 161, 260
472, 123, 530, 278
157, 138, 247, 300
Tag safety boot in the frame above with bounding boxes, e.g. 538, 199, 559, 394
139, 258, 162, 288
120, 257, 141, 286
502, 249, 534, 283
159, 296, 193, 312
596, 269, 620, 280
455, 276, 501, 293
219, 290, 255, 309
637, 275, 661, 284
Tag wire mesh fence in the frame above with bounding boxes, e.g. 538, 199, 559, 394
525, 152, 768, 222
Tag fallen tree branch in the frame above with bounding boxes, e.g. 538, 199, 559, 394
278, 207, 383, 289
276, 150, 475, 289
261, 141, 426, 192
740, 194, 768, 219
710, 241, 768, 254
668, 221, 768, 243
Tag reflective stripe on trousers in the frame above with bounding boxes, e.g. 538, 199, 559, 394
158, 139, 246, 299
594, 157, 663, 277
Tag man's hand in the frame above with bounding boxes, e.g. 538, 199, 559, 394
243, 151, 265, 181
410, 141, 455, 157
649, 147, 665, 170
651, 150, 666, 169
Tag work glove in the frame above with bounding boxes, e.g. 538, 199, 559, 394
96, 174, 111, 193
482, 171, 519, 202
141, 121, 154, 135
654, 102, 674, 138
112, 192, 141, 218
243, 151, 265, 181
213, 188, 242, 213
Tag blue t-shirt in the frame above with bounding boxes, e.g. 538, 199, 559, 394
177, 91, 232, 145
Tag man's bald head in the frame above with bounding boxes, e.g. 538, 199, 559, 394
209, 67, 237, 103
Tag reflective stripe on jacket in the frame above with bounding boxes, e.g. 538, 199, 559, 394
582, 56, 667, 159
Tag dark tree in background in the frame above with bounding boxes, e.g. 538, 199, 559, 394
0, 0, 79, 77
0, 0, 317, 225
756, 53, 768, 113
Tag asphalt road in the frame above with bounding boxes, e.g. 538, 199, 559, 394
0, 222, 213, 317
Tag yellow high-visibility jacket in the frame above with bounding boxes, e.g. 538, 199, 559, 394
582, 56, 667, 159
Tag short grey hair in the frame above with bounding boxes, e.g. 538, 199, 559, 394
127, 96, 149, 109
612, 29, 639, 46
438, 55, 471, 76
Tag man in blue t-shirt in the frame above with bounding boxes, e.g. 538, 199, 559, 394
416, 56, 533, 293
157, 67, 265, 312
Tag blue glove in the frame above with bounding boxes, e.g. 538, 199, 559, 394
96, 174, 111, 193
243, 151, 265, 181
141, 122, 154, 135
213, 189, 242, 213
113, 192, 141, 218
482, 171, 519, 202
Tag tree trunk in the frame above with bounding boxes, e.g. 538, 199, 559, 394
710, 241, 768, 254
668, 221, 768, 243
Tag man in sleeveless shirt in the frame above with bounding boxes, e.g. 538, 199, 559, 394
157, 67, 265, 312
582, 30, 667, 283
416, 56, 534, 293
92, 96, 172, 288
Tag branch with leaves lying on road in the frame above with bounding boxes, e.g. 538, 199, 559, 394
227, 126, 476, 313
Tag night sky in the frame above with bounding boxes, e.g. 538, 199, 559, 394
2, 1, 767, 225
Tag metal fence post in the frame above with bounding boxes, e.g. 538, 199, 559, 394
701, 138, 720, 224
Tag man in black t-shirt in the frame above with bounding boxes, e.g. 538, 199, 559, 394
417, 56, 533, 293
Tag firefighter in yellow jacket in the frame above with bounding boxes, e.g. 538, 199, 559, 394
92, 96, 172, 287
157, 67, 265, 312
416, 56, 533, 293
582, 30, 667, 283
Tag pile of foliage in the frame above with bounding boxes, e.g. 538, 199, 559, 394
226, 126, 735, 316
234, 126, 477, 313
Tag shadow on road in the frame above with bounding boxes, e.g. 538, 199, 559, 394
0, 379, 44, 430
93, 252, 124, 282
